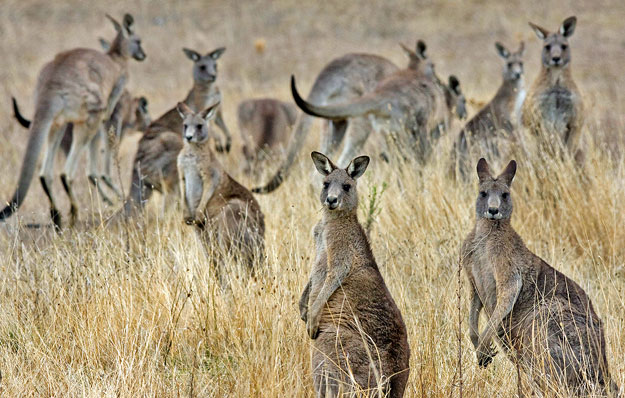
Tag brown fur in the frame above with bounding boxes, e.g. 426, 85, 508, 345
300, 152, 409, 397
177, 103, 264, 269
453, 41, 525, 179
521, 16, 585, 158
462, 158, 618, 396
237, 98, 297, 173
0, 13, 145, 229
124, 47, 230, 215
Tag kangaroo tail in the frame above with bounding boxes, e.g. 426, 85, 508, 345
0, 105, 56, 220
12, 97, 31, 129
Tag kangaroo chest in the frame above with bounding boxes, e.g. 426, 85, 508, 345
468, 241, 503, 314
537, 85, 575, 127
180, 154, 203, 212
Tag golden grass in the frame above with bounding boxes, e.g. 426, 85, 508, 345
0, 0, 624, 396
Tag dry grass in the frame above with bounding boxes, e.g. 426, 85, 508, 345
0, 0, 624, 396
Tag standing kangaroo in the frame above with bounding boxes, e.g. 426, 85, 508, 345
124, 47, 231, 215
253, 40, 432, 193
177, 103, 264, 269
0, 13, 145, 229
453, 41, 525, 179
299, 152, 409, 397
291, 68, 466, 166
462, 158, 618, 396
521, 16, 584, 158
237, 98, 297, 174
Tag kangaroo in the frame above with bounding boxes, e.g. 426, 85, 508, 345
237, 98, 297, 174
124, 47, 230, 215
0, 13, 145, 229
253, 40, 432, 193
453, 41, 525, 179
291, 68, 466, 167
521, 16, 584, 158
177, 102, 265, 269
461, 158, 618, 396
299, 152, 409, 397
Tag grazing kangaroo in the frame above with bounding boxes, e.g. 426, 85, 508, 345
299, 152, 409, 397
177, 102, 264, 269
0, 13, 145, 229
521, 16, 584, 158
291, 68, 466, 166
124, 47, 231, 215
253, 40, 432, 193
453, 41, 525, 179
237, 98, 297, 174
462, 158, 618, 396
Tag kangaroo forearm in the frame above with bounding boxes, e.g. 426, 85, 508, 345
469, 291, 483, 349
309, 265, 349, 322
299, 280, 311, 321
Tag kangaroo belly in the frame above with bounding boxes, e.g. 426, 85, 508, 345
538, 88, 574, 133
184, 167, 203, 212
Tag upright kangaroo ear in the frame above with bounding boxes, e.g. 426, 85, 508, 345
311, 152, 336, 176
183, 48, 201, 62
200, 101, 220, 121
99, 38, 111, 51
416, 40, 427, 58
138, 97, 148, 111
498, 160, 517, 186
517, 41, 525, 56
399, 42, 416, 58
560, 16, 577, 37
495, 42, 510, 59
528, 21, 549, 40
347, 156, 370, 180
476, 158, 493, 183
123, 14, 134, 33
449, 75, 461, 95
209, 47, 226, 60
177, 102, 193, 119
106, 14, 122, 33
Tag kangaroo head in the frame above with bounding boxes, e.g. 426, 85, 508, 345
183, 47, 226, 84
400, 40, 434, 77
106, 13, 146, 61
445, 75, 467, 120
475, 158, 516, 221
177, 102, 220, 144
529, 16, 576, 69
495, 41, 524, 82
311, 152, 369, 214
132, 96, 151, 131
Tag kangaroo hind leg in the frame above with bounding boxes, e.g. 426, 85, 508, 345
39, 124, 66, 230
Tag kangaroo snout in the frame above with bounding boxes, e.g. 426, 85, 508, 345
325, 196, 338, 209
488, 207, 499, 215
185, 134, 194, 142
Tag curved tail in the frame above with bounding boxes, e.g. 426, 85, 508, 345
12, 97, 31, 128
0, 106, 55, 220
251, 76, 378, 194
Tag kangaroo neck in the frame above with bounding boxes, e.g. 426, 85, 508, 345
322, 209, 358, 225
184, 81, 216, 109
106, 37, 129, 67
475, 217, 512, 238
540, 64, 572, 87
492, 78, 523, 114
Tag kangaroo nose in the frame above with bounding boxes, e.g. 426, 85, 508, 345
552, 56, 561, 63
326, 196, 338, 207
488, 207, 499, 215
185, 135, 193, 142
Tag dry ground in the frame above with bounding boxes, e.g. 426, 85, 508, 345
0, 0, 624, 396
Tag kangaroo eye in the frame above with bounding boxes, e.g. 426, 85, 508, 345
480, 191, 487, 198
561, 44, 567, 50
342, 184, 351, 192
502, 192, 509, 200
545, 44, 551, 51
183, 124, 188, 129
323, 182, 329, 189
196, 124, 203, 130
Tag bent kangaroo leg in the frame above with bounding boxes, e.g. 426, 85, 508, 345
214, 108, 232, 152
39, 125, 66, 230
61, 121, 99, 226
335, 117, 372, 168
319, 119, 348, 158
87, 128, 114, 206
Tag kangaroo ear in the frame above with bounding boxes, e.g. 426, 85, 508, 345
311, 152, 336, 176
399, 42, 415, 58
517, 41, 525, 56
99, 38, 111, 51
560, 16, 577, 37
347, 156, 370, 180
183, 48, 201, 62
209, 47, 226, 60
498, 160, 517, 186
495, 42, 510, 59
123, 14, 134, 33
177, 102, 193, 119
528, 22, 549, 40
476, 158, 493, 183
106, 14, 122, 33
200, 102, 220, 120
416, 40, 427, 58
138, 97, 148, 111
449, 75, 461, 95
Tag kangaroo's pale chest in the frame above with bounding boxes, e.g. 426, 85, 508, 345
537, 86, 575, 129
469, 246, 498, 313
180, 155, 203, 212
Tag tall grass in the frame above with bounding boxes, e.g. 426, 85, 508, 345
0, 0, 624, 396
